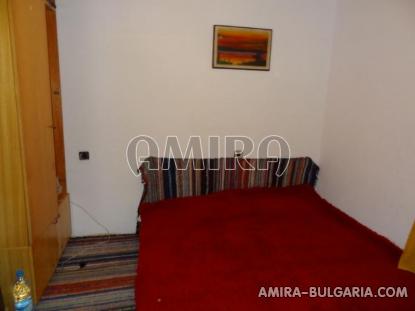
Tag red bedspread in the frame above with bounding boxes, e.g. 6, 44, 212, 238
136, 186, 415, 310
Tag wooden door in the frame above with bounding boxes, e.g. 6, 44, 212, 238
45, 3, 71, 254
45, 4, 67, 201
10, 0, 60, 300
0, 0, 35, 307
57, 195, 71, 255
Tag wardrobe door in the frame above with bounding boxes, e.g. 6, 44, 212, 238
10, 0, 60, 300
0, 0, 35, 308
45, 3, 71, 255
45, 4, 67, 200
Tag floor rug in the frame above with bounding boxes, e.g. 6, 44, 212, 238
37, 234, 138, 310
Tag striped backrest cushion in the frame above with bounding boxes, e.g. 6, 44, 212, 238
139, 157, 319, 203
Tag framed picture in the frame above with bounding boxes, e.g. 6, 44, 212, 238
212, 25, 272, 71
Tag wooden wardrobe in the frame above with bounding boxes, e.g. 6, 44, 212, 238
0, 0, 71, 308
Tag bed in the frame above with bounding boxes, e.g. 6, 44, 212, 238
135, 157, 415, 310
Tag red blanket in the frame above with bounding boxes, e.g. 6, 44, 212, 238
136, 186, 415, 310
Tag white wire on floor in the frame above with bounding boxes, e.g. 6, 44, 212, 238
57, 200, 111, 271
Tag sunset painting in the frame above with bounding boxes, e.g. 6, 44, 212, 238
213, 25, 272, 70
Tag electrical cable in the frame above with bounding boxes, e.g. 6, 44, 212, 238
57, 200, 111, 271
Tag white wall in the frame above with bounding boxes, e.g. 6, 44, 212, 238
318, 0, 415, 247
56, 0, 337, 236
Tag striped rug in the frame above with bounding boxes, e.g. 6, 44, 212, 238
36, 234, 138, 310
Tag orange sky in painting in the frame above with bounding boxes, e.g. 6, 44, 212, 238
218, 28, 269, 40
217, 27, 270, 53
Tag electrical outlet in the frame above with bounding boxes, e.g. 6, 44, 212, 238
234, 150, 243, 158
79, 151, 90, 160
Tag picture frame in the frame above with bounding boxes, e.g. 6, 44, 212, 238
212, 25, 272, 71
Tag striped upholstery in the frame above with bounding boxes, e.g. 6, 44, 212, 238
139, 157, 319, 204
